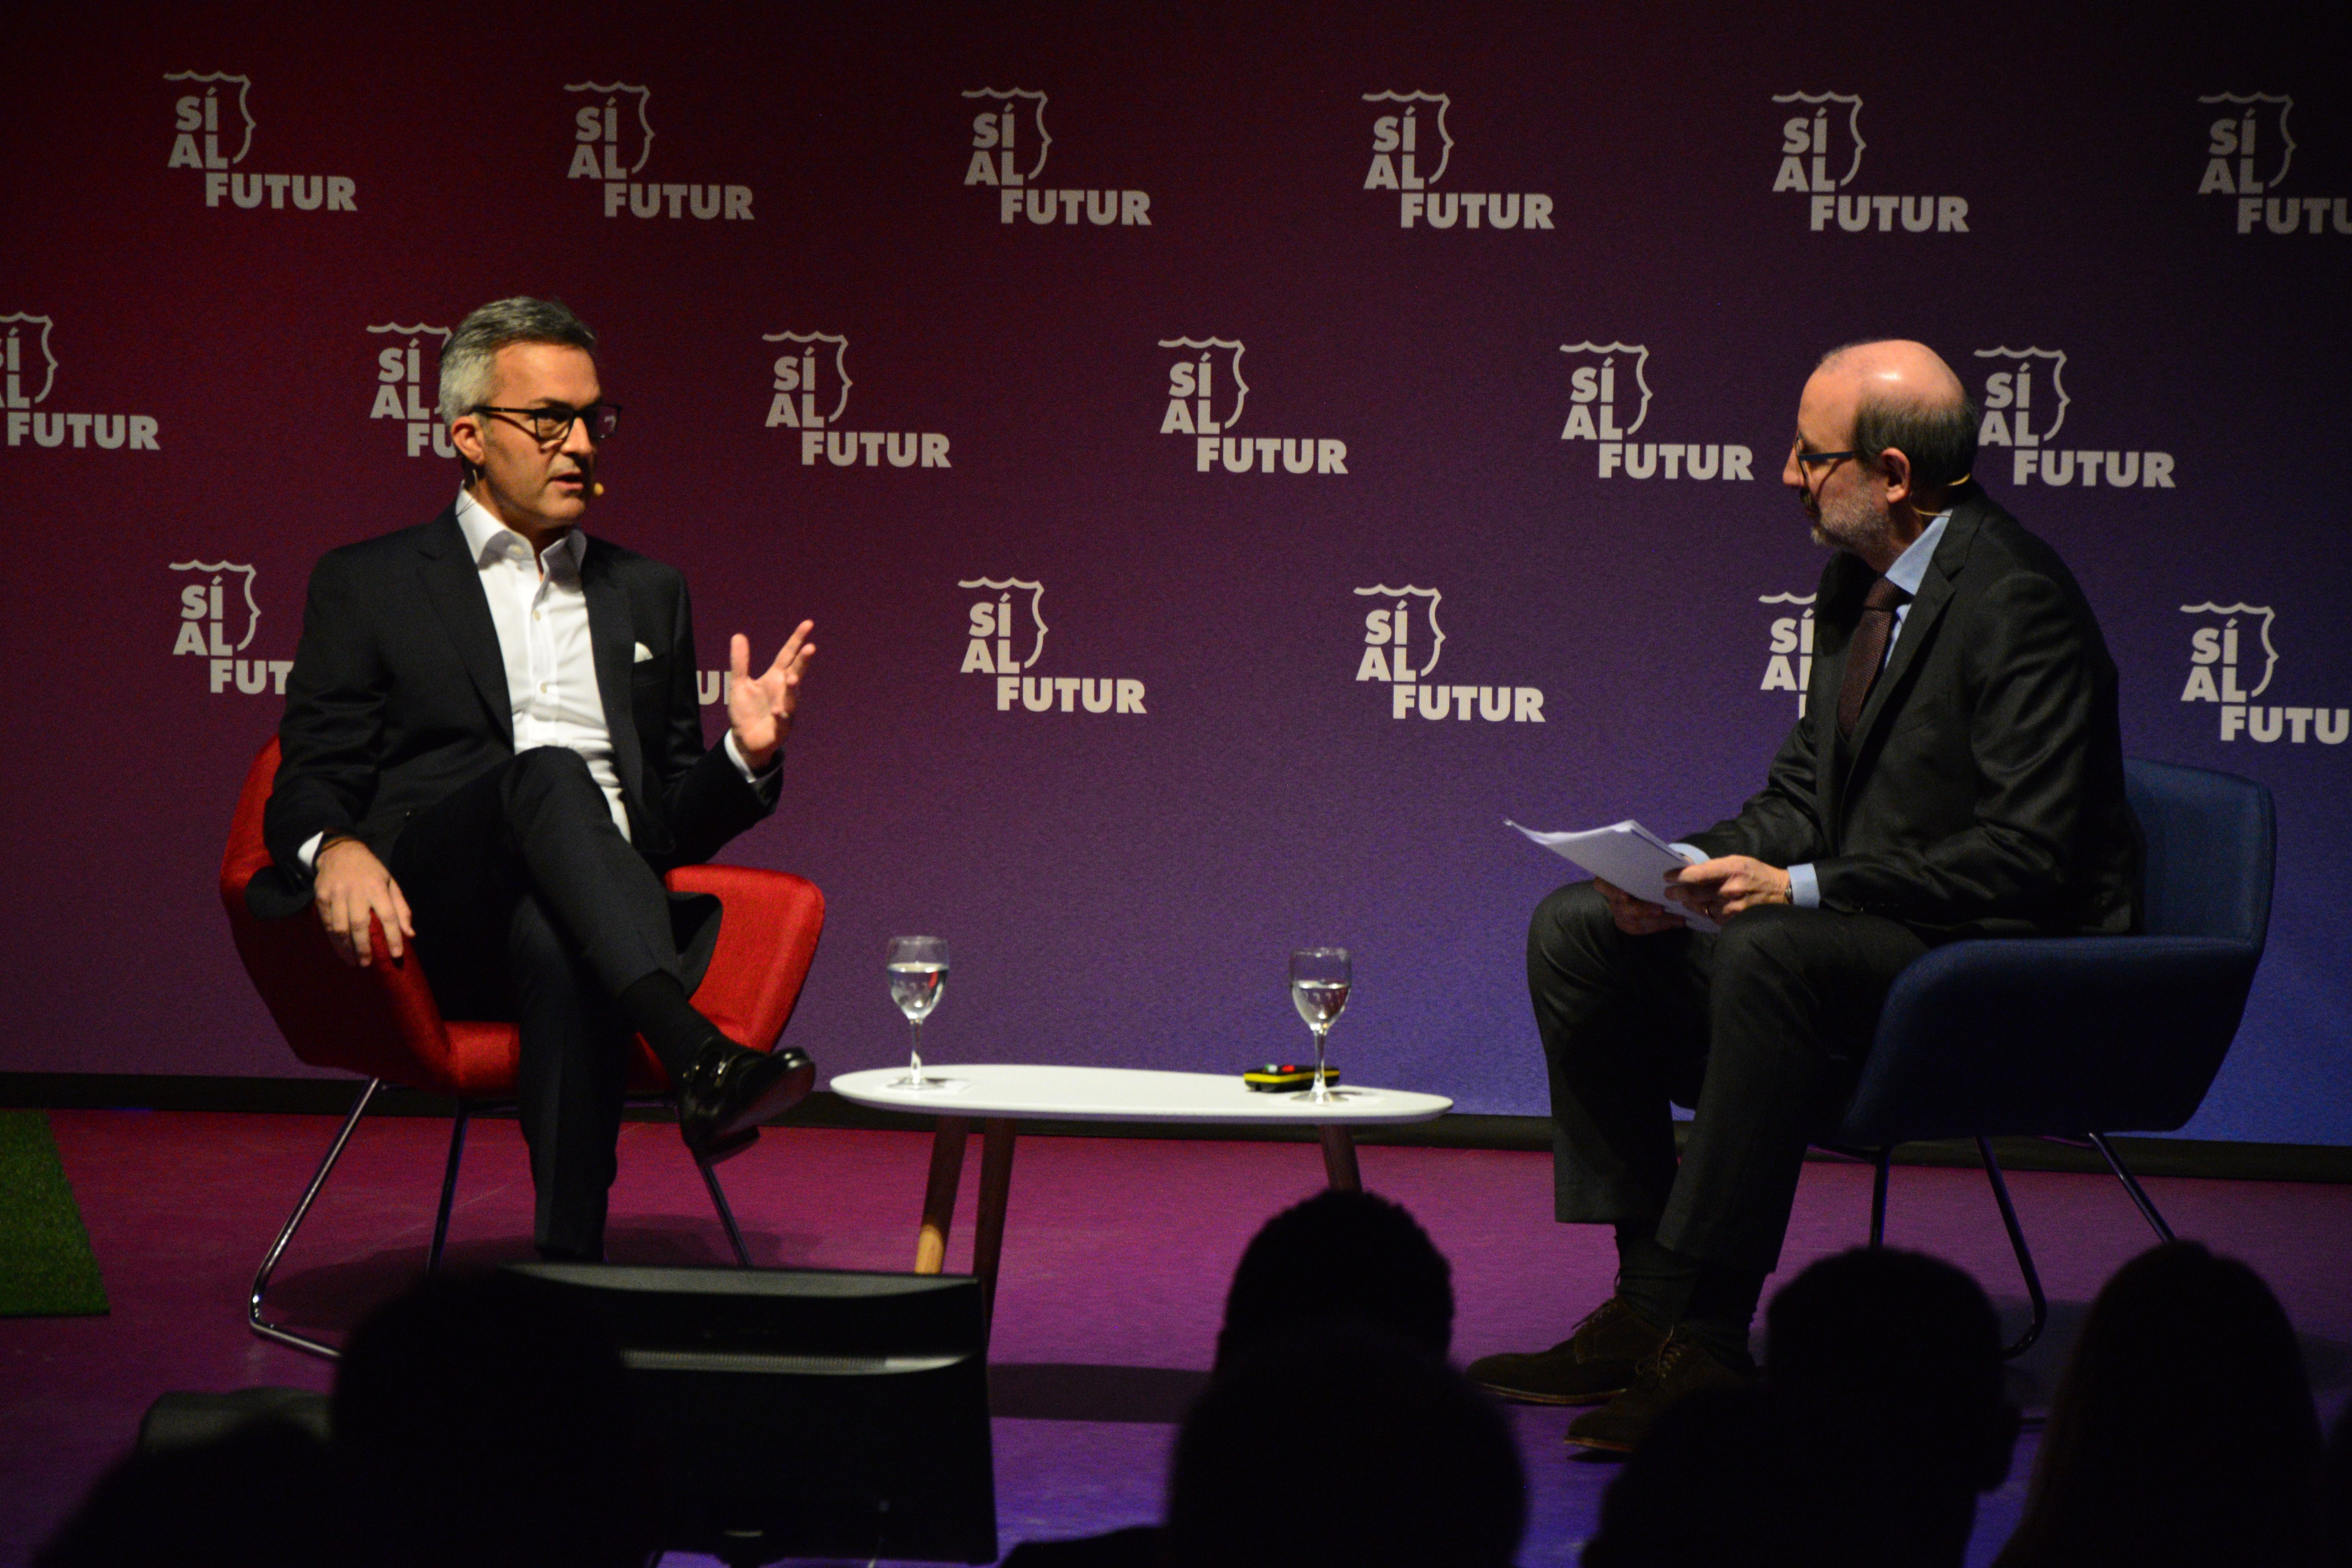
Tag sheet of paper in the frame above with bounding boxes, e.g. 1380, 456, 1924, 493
1504, 818, 1720, 933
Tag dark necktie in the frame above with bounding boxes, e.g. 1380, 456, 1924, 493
1837, 576, 1913, 741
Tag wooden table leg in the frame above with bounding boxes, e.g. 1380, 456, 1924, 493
1319, 1125, 1362, 1192
971, 1118, 1018, 1328
915, 1117, 971, 1273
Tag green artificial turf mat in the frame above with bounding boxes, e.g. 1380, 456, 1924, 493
0, 1110, 109, 1316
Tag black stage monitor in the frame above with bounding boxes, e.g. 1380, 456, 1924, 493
506, 1262, 996, 1566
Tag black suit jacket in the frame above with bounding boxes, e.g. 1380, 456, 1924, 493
254, 505, 774, 915
1685, 490, 2139, 941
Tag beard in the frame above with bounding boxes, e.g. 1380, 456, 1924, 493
1805, 483, 1897, 558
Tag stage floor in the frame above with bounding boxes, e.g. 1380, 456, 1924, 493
4, 1108, 2347, 1566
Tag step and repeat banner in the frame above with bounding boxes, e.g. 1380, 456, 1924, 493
4, 4, 2347, 1143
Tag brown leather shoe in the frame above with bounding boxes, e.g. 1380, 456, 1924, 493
1563, 1328, 1756, 1452
1465, 1296, 1669, 1406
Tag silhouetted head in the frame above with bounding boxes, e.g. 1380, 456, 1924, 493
1167, 1323, 1523, 1568
34, 1419, 347, 1568
332, 1269, 652, 1568
1582, 1385, 1819, 1568
1215, 1188, 1453, 1370
1996, 1241, 2320, 1568
1767, 1247, 2017, 1567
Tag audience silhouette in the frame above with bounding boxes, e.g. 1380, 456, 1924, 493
1166, 1322, 1525, 1568
1214, 1186, 1456, 1365
1768, 1247, 2019, 1568
32, 1417, 349, 1568
40, 1201, 2335, 1568
1993, 1240, 2322, 1568
1583, 1246, 2015, 1568
1580, 1384, 1817, 1567
332, 1269, 654, 1568
1003, 1187, 1465, 1566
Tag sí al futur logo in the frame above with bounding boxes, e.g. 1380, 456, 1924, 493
962, 89, 1151, 226
165, 72, 356, 212
2179, 601, 2346, 746
1972, 349, 2176, 489
566, 82, 753, 220
1757, 591, 1817, 716
4, 314, 161, 452
958, 578, 1146, 714
1352, 585, 1546, 723
1360, 92, 1553, 232
1770, 92, 1966, 233
1158, 337, 1347, 475
368, 323, 454, 459
1559, 342, 1755, 482
762, 332, 950, 468
171, 559, 289, 696
2196, 94, 2351, 236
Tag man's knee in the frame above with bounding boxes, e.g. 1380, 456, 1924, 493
503, 746, 604, 821
1529, 881, 1615, 967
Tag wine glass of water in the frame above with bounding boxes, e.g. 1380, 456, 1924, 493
1289, 948, 1352, 1105
886, 935, 949, 1089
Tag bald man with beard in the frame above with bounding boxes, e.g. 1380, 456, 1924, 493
1470, 341, 2139, 1452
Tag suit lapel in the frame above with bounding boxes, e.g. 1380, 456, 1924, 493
1843, 497, 1986, 774
415, 509, 513, 745
580, 540, 644, 808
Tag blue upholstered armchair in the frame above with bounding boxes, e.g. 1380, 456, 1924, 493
1829, 759, 2276, 1355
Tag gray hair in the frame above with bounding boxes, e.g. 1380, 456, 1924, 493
1819, 339, 1980, 491
437, 297, 598, 427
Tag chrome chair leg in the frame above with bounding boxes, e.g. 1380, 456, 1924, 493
427, 1105, 472, 1272
1868, 1146, 1893, 1246
1976, 1137, 2049, 1360
249, 1078, 381, 1361
2087, 1133, 2177, 1243
696, 1154, 753, 1266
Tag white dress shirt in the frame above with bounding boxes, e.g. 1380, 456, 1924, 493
299, 490, 760, 869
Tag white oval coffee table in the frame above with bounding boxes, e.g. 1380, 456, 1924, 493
831, 1065, 1452, 1325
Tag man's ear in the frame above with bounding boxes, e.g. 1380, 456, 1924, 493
449, 413, 487, 470
1878, 446, 1915, 507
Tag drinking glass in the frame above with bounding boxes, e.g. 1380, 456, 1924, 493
886, 935, 950, 1089
1289, 948, 1352, 1104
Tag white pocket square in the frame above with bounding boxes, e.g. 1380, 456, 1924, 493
632, 641, 654, 663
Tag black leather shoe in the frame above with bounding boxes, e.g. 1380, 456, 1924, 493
677, 1039, 815, 1162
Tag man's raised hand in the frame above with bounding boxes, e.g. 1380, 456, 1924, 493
313, 837, 413, 967
728, 621, 816, 770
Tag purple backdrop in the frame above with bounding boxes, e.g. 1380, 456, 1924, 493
4, 3, 2347, 1143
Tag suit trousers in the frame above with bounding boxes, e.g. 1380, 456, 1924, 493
387, 745, 692, 1256
1526, 883, 1927, 1276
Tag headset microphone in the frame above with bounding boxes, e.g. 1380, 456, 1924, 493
593, 481, 606, 496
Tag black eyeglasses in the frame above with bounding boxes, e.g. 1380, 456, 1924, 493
474, 403, 622, 443
1792, 444, 1856, 469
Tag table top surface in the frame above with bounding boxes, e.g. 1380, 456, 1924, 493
829, 1064, 1452, 1125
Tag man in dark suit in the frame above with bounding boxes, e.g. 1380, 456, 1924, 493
259, 297, 817, 1260
1469, 340, 2138, 1449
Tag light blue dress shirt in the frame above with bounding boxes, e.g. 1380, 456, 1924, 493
1668, 516, 1955, 914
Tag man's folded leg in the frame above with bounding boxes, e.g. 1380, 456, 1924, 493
392, 748, 813, 1209
509, 892, 629, 1259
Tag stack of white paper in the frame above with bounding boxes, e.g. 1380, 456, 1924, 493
1504, 818, 1719, 932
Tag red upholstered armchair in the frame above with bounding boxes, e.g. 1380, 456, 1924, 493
220, 739, 826, 1358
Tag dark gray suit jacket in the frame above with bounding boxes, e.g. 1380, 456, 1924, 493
1685, 490, 2140, 941
253, 505, 774, 917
